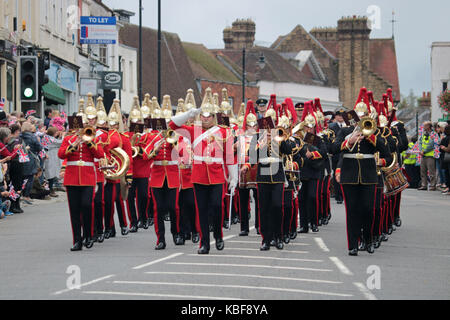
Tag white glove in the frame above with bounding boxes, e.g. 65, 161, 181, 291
227, 164, 238, 193
171, 108, 201, 126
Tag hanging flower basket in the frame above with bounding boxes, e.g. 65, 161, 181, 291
438, 89, 450, 115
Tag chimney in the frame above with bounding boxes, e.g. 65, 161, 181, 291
223, 19, 255, 50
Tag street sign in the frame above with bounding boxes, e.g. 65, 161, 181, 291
80, 16, 117, 45
98, 71, 123, 90
80, 78, 98, 96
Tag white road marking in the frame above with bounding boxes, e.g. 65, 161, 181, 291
225, 247, 310, 254
187, 254, 322, 263
314, 237, 330, 252
113, 281, 353, 298
53, 274, 115, 295
167, 262, 333, 272
353, 282, 378, 300
144, 271, 343, 284
329, 257, 354, 276
84, 290, 241, 300
227, 240, 310, 246
133, 253, 184, 270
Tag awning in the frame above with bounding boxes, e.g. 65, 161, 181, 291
42, 80, 66, 105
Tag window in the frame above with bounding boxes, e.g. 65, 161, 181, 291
129, 61, 134, 92
6, 65, 15, 110
444, 82, 448, 92
122, 60, 127, 91
99, 45, 107, 65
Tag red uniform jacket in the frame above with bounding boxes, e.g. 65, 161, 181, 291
178, 135, 193, 190
130, 132, 155, 179
94, 129, 109, 183
58, 135, 105, 186
144, 131, 180, 189
169, 122, 236, 185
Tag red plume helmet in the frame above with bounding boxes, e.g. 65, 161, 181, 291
243, 100, 257, 131
284, 98, 298, 124
387, 88, 394, 103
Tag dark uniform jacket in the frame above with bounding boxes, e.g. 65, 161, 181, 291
299, 136, 328, 181
248, 132, 294, 184
333, 126, 393, 185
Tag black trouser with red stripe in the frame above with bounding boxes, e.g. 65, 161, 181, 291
193, 184, 224, 251
94, 182, 104, 236
372, 187, 384, 237
299, 179, 319, 229
66, 186, 95, 244
257, 183, 284, 244
341, 184, 376, 251
321, 176, 331, 220
127, 178, 149, 228
238, 188, 258, 233
283, 190, 294, 237
152, 180, 179, 245
179, 188, 197, 237
104, 182, 128, 232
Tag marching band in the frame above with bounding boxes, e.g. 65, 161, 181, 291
59, 86, 408, 256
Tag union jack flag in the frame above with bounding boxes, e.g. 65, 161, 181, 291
18, 149, 30, 163
22, 179, 28, 191
0, 98, 5, 110
9, 185, 20, 201
39, 150, 46, 159
26, 110, 37, 118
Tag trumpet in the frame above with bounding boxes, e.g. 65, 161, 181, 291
79, 126, 96, 144
348, 117, 377, 152
274, 127, 289, 143
163, 129, 179, 146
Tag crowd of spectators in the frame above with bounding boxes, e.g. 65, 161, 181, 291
403, 121, 450, 196
0, 108, 65, 220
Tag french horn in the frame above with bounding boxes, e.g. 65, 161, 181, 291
102, 148, 131, 180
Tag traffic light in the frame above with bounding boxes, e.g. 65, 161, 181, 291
38, 51, 50, 102
19, 56, 38, 102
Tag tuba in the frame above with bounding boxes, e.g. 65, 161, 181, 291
102, 148, 131, 180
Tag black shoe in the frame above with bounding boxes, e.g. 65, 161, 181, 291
358, 241, 366, 251
283, 235, 290, 244
349, 249, 358, 256
298, 227, 309, 234
121, 227, 129, 236
256, 228, 260, 235
192, 233, 200, 244
260, 242, 270, 251
130, 225, 138, 233
276, 239, 284, 250
143, 220, 149, 230
395, 218, 402, 228
11, 208, 23, 214
270, 239, 277, 247
381, 234, 389, 242
164, 214, 170, 222
232, 216, 239, 225
184, 233, 192, 241
155, 242, 166, 250
337, 200, 343, 204
328, 213, 332, 222
84, 238, 94, 249
392, 225, 397, 232
223, 221, 230, 230
216, 238, 225, 251
174, 235, 185, 246
137, 221, 144, 229
104, 229, 111, 239
239, 231, 249, 237
70, 242, 83, 252
318, 219, 323, 227
109, 229, 116, 238
311, 225, 319, 233
198, 246, 209, 255
97, 233, 105, 243
374, 236, 381, 249
290, 231, 297, 240
367, 243, 375, 254
148, 218, 154, 227
387, 227, 393, 235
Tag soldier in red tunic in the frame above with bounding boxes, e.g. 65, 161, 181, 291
58, 109, 106, 252
170, 88, 238, 255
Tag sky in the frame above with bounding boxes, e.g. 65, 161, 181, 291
103, 0, 450, 98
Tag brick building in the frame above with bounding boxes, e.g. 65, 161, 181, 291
272, 16, 400, 109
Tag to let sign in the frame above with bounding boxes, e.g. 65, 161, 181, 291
80, 16, 117, 45
99, 71, 123, 90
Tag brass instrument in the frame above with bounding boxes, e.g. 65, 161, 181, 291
163, 129, 179, 146
274, 127, 289, 143
79, 126, 96, 143
358, 116, 377, 137
102, 148, 131, 180
131, 133, 142, 158
284, 155, 299, 182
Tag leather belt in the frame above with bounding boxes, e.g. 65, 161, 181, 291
67, 161, 95, 167
154, 160, 178, 166
193, 156, 224, 164
259, 157, 282, 164
179, 164, 192, 170
343, 154, 375, 160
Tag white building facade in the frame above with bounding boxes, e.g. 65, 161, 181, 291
431, 42, 450, 122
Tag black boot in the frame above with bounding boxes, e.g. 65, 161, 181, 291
71, 241, 83, 252
155, 241, 166, 250
215, 238, 225, 251
84, 238, 94, 249
192, 233, 200, 244
121, 227, 129, 236
260, 242, 270, 251
198, 246, 209, 255
276, 238, 284, 250
283, 234, 290, 244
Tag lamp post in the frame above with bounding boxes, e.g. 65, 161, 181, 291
138, 0, 143, 103
158, 0, 162, 104
242, 47, 246, 103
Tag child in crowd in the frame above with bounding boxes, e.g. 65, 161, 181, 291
30, 168, 51, 200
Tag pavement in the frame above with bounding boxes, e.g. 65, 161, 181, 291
0, 188, 449, 300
